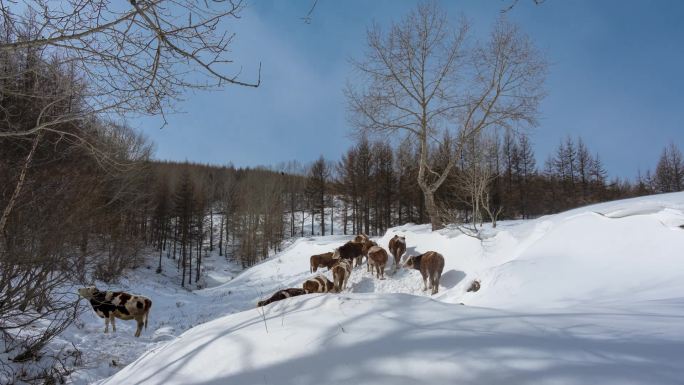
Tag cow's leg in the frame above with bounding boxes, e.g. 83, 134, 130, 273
135, 317, 143, 337
104, 317, 110, 333
422, 276, 428, 291
110, 314, 117, 332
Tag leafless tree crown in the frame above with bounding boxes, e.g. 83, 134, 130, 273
346, 2, 547, 229
0, 0, 260, 124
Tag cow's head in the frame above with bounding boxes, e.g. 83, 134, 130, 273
78, 286, 99, 299
332, 247, 340, 259
362, 240, 376, 254
353, 234, 368, 244
403, 255, 421, 270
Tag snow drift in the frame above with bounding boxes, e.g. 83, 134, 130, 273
98, 192, 684, 385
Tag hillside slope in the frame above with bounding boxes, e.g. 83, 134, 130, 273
99, 192, 684, 385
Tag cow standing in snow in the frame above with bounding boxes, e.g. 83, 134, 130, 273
257, 288, 306, 307
78, 286, 152, 337
302, 275, 335, 293
353, 233, 369, 244
332, 259, 353, 292
403, 251, 445, 295
367, 246, 389, 279
332, 241, 364, 268
360, 239, 377, 269
310, 252, 336, 273
388, 235, 406, 273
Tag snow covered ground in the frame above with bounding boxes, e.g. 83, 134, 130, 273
61, 193, 684, 384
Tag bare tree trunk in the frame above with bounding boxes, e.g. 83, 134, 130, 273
173, 219, 178, 260
209, 208, 214, 252
422, 189, 443, 231
188, 238, 192, 285
219, 215, 224, 256
0, 131, 43, 234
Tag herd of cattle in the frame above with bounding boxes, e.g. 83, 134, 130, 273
77, 234, 446, 337
256, 234, 446, 308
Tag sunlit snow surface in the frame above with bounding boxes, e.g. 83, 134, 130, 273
75, 193, 684, 384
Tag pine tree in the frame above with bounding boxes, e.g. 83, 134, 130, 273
306, 156, 329, 235
515, 133, 536, 218
655, 142, 684, 192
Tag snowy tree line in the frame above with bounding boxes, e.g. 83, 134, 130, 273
305, 134, 684, 237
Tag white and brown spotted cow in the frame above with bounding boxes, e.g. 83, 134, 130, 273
78, 286, 152, 337
388, 235, 406, 273
367, 245, 389, 280
360, 239, 377, 269
302, 275, 335, 294
332, 259, 353, 292
403, 251, 445, 295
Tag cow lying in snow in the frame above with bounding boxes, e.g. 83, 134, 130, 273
310, 252, 336, 273
367, 246, 388, 279
257, 288, 306, 307
332, 259, 353, 292
403, 251, 445, 295
78, 286, 152, 337
388, 235, 406, 273
303, 275, 335, 293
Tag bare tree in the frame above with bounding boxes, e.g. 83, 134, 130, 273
347, 2, 546, 230
0, 0, 262, 235
306, 156, 330, 236
455, 132, 501, 232
655, 142, 684, 193
501, 0, 547, 13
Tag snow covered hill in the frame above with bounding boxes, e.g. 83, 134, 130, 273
94, 193, 684, 385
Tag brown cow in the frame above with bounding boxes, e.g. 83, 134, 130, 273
78, 286, 152, 337
332, 241, 364, 268
403, 251, 445, 295
367, 246, 388, 279
388, 235, 406, 273
353, 233, 369, 244
359, 239, 377, 269
310, 252, 336, 273
302, 275, 335, 293
257, 288, 306, 307
332, 259, 353, 292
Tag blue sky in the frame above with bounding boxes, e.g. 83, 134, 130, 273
136, 0, 684, 179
